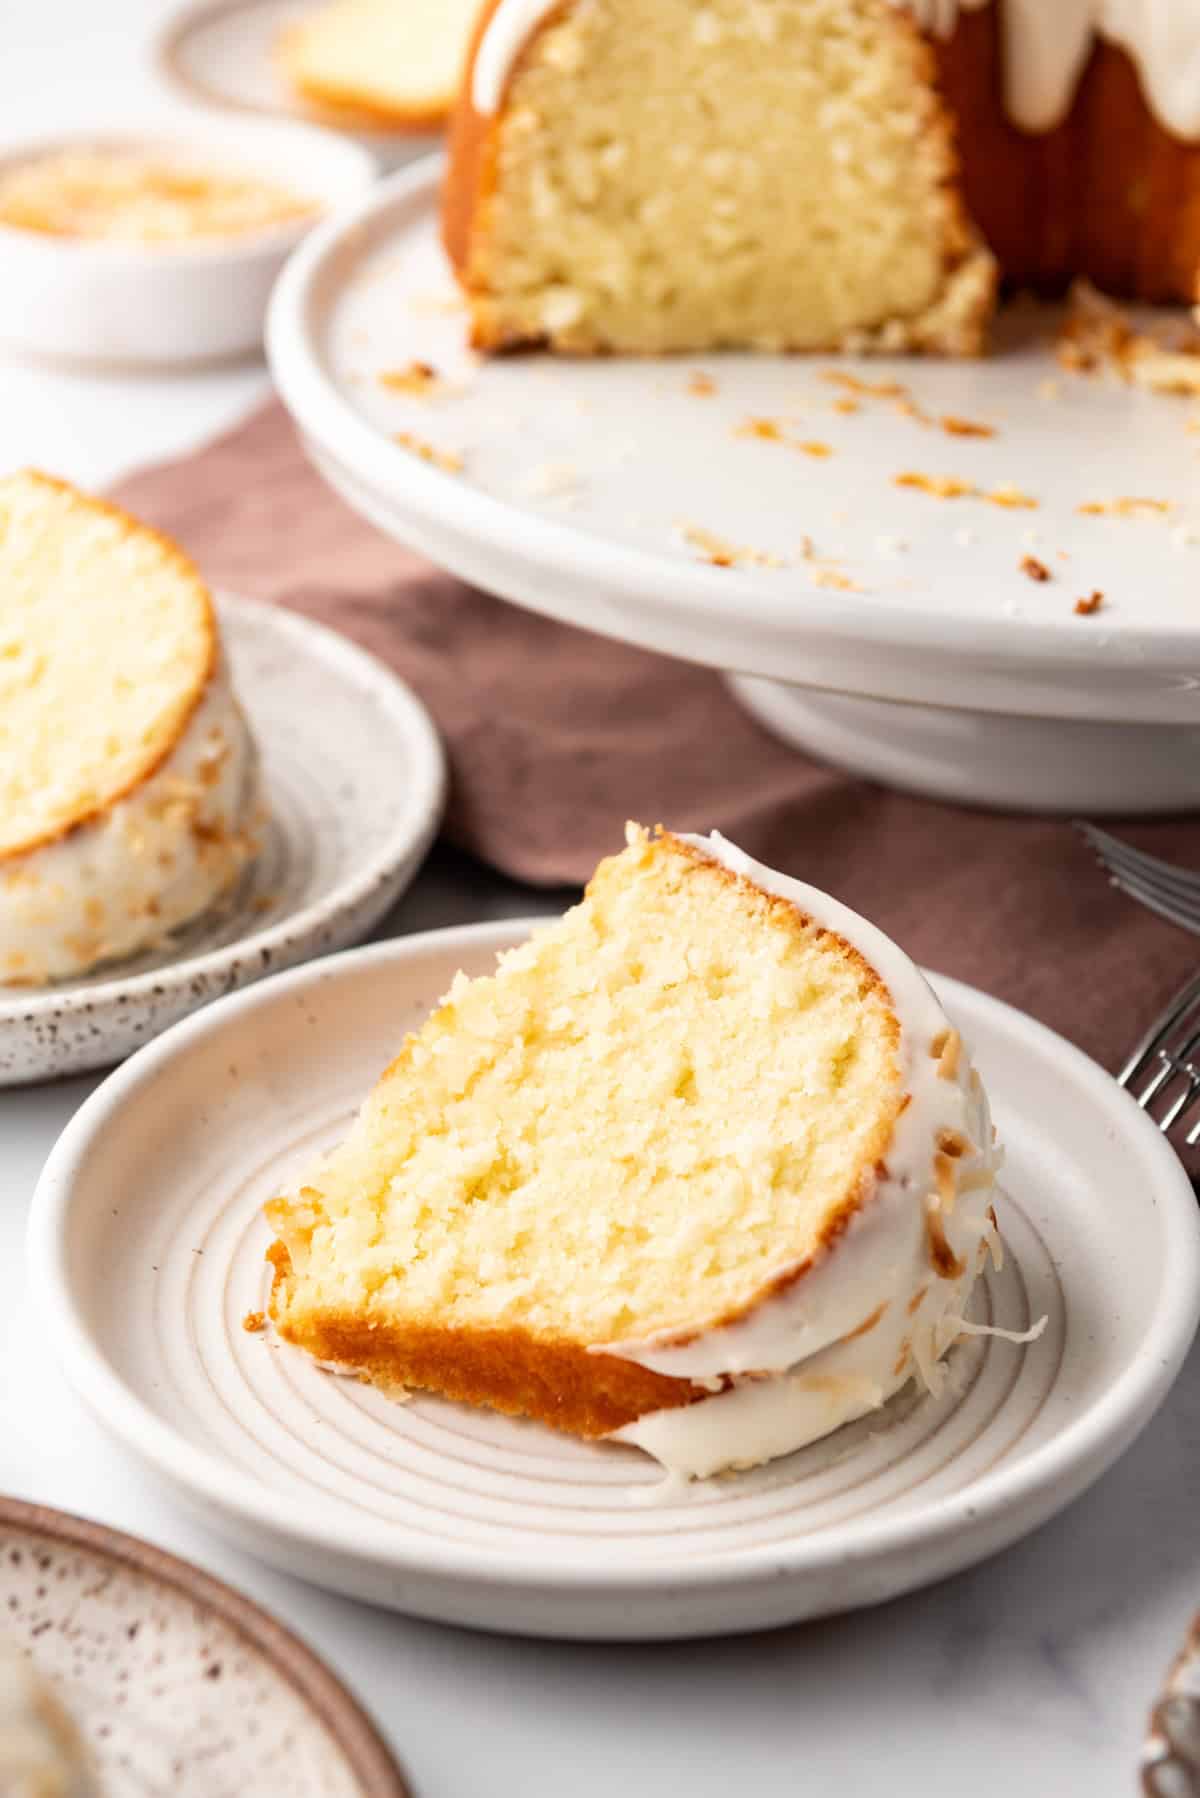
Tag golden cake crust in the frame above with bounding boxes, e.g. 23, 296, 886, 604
442, 0, 993, 356
0, 470, 217, 862
266, 1240, 703, 1436
266, 829, 906, 1439
440, 0, 512, 289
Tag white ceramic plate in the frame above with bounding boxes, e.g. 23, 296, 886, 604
0, 1495, 409, 1794
156, 0, 441, 168
28, 922, 1200, 1641
0, 596, 444, 1085
267, 159, 1200, 727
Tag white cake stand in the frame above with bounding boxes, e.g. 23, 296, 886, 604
268, 158, 1200, 813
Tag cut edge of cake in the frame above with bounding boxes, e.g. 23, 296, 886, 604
0, 468, 217, 864
442, 0, 998, 357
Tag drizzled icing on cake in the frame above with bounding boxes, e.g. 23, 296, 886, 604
0, 654, 259, 985
472, 0, 561, 113
599, 831, 1007, 1480
472, 0, 1200, 140
901, 0, 1200, 136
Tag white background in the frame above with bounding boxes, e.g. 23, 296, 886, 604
2, 4, 1200, 1793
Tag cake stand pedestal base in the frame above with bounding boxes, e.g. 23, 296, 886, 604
729, 678, 1200, 815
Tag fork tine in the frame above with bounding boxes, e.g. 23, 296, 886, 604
1119, 968, 1200, 1087
1097, 844, 1200, 908
1155, 1074, 1200, 1134
1106, 874, 1200, 939
1136, 1046, 1192, 1109
1175, 1081, 1200, 1143
1134, 1050, 1200, 1119
1137, 1030, 1200, 1106
1078, 823, 1200, 900
1076, 821, 1200, 934
1098, 854, 1200, 920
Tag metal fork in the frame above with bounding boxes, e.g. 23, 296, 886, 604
1076, 823, 1200, 1142
1076, 821, 1200, 937
1116, 968, 1200, 1145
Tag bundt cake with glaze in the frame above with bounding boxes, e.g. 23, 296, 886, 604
444, 0, 1200, 355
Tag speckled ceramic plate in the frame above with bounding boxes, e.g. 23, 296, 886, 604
0, 1495, 409, 1794
28, 923, 1200, 1640
0, 595, 444, 1085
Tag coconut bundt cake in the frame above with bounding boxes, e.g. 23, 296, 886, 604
265, 825, 1005, 1479
443, 0, 1200, 356
0, 471, 260, 985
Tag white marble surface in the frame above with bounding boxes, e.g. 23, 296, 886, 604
2, 4, 1199, 1792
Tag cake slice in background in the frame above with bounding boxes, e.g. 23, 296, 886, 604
443, 0, 996, 354
279, 0, 482, 131
0, 470, 260, 985
266, 824, 1005, 1479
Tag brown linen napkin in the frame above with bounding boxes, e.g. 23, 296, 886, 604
112, 399, 1200, 1080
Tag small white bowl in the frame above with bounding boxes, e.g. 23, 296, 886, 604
0, 113, 375, 366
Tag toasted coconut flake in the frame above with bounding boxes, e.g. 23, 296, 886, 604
820, 370, 907, 399
1058, 281, 1200, 395
393, 431, 463, 473
736, 416, 784, 440
679, 524, 782, 569
988, 484, 1038, 510
807, 564, 860, 591
894, 471, 975, 500
941, 415, 995, 438
378, 359, 442, 397
1078, 496, 1171, 519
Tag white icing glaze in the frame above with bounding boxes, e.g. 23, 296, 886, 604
472, 0, 559, 113
472, 0, 1200, 141
0, 1637, 97, 1798
901, 0, 1200, 137
0, 654, 260, 986
603, 831, 1004, 1480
